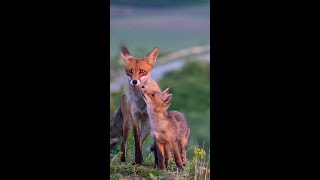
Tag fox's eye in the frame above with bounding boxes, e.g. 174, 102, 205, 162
139, 69, 146, 74
151, 94, 154, 97
126, 69, 132, 74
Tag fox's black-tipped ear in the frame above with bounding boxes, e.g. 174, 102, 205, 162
121, 46, 131, 56
121, 46, 133, 62
163, 94, 173, 104
145, 47, 159, 66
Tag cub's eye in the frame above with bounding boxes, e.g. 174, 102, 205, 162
151, 94, 155, 97
126, 69, 132, 74
139, 69, 146, 74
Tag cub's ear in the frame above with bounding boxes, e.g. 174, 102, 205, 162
163, 94, 173, 105
145, 47, 159, 66
121, 46, 133, 63
162, 88, 170, 96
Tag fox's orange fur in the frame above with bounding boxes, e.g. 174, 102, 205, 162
141, 86, 191, 170
109, 46, 161, 164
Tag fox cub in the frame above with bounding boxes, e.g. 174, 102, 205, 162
141, 86, 190, 170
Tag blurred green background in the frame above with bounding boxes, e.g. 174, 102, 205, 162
110, 0, 210, 159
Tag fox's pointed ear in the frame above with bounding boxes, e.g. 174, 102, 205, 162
162, 88, 170, 96
121, 46, 133, 63
163, 94, 173, 105
145, 47, 159, 66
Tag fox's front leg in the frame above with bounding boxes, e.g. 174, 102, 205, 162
171, 141, 184, 171
120, 99, 131, 162
155, 141, 165, 169
120, 116, 130, 162
132, 115, 143, 164
152, 140, 158, 168
164, 144, 171, 168
139, 116, 150, 149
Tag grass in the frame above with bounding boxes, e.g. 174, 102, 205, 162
110, 132, 210, 180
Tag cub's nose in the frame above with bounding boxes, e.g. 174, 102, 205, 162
132, 80, 137, 84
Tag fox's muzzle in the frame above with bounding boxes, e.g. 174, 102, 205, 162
132, 80, 138, 85
127, 75, 148, 86
129, 79, 140, 86
127, 76, 139, 86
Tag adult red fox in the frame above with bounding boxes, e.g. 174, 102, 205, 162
141, 86, 191, 170
109, 46, 161, 164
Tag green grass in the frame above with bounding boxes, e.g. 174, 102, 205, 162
158, 61, 210, 112
110, 132, 210, 180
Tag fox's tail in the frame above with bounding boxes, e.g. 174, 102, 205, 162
110, 106, 123, 147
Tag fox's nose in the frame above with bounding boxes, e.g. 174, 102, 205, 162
132, 80, 137, 84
